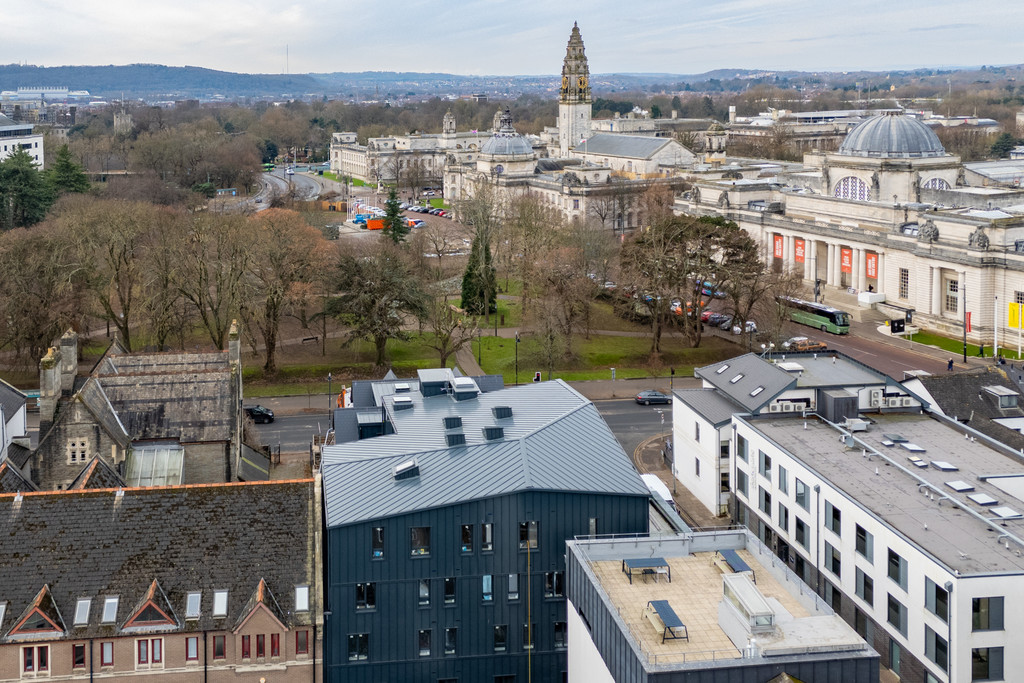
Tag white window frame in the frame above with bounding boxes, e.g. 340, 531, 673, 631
185, 592, 201, 619
212, 590, 228, 617
74, 598, 91, 626
295, 585, 310, 613
102, 596, 118, 624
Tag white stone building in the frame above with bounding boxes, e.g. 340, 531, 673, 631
0, 113, 43, 166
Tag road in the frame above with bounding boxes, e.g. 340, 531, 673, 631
595, 398, 670, 457
253, 413, 332, 454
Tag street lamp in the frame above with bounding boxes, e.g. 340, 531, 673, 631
515, 331, 520, 385
327, 373, 333, 429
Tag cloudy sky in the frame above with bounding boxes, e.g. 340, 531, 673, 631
8, 0, 1023, 76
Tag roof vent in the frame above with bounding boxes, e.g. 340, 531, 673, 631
483, 426, 504, 441
451, 377, 479, 401
393, 396, 414, 411
492, 406, 513, 420
394, 459, 420, 480
394, 382, 411, 393
446, 433, 466, 447
443, 416, 463, 430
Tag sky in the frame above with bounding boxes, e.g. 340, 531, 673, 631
7, 0, 1024, 77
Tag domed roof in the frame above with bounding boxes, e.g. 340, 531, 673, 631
481, 108, 533, 157
838, 113, 945, 159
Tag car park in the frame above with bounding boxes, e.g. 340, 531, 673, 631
635, 390, 671, 405
244, 405, 275, 424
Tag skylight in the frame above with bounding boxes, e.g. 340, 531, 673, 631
185, 592, 201, 619
715, 364, 730, 374
0, 602, 5, 628
74, 598, 91, 626
750, 386, 764, 397
295, 586, 310, 613
102, 596, 118, 623
730, 374, 744, 384
213, 590, 228, 617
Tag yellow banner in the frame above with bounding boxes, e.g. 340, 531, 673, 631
1010, 302, 1023, 329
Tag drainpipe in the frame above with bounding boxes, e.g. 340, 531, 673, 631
814, 484, 822, 597
313, 623, 318, 683
945, 581, 954, 682
89, 638, 94, 683
203, 631, 208, 683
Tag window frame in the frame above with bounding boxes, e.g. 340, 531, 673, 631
554, 621, 567, 649
347, 633, 368, 661
296, 629, 309, 656
417, 628, 431, 657
493, 624, 507, 652
519, 521, 539, 550
481, 523, 493, 552
213, 635, 226, 660
212, 590, 228, 617
887, 593, 908, 637
888, 548, 908, 590
102, 595, 119, 623
256, 634, 265, 658
482, 574, 494, 602
295, 585, 310, 612
410, 526, 431, 556
73, 643, 86, 669
271, 633, 280, 658
101, 641, 114, 667
508, 573, 520, 601
418, 579, 431, 606
460, 524, 474, 553
241, 634, 251, 659
544, 571, 565, 598
444, 627, 457, 655
185, 591, 201, 619
356, 582, 376, 610
972, 596, 1005, 631
794, 478, 809, 510
186, 636, 199, 662
371, 526, 385, 559
855, 525, 874, 563
444, 577, 456, 605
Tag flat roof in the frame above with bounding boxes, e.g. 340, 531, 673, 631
755, 413, 1024, 574
774, 353, 888, 388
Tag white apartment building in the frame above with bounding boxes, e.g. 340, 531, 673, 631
0, 113, 43, 166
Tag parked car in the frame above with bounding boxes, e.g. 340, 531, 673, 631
717, 316, 735, 330
732, 320, 758, 335
244, 405, 275, 424
782, 336, 828, 352
706, 312, 730, 326
635, 390, 671, 406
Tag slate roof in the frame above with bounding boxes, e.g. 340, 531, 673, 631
0, 480, 317, 640
576, 133, 672, 160
5, 442, 31, 468
673, 388, 743, 427
918, 367, 1024, 452
67, 456, 125, 490
322, 380, 649, 527
694, 353, 796, 413
0, 378, 26, 425
0, 461, 36, 494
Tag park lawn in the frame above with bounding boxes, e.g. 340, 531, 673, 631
904, 330, 1017, 360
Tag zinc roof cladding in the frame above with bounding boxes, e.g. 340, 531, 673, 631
322, 383, 648, 527
0, 480, 316, 640
577, 133, 671, 160
674, 388, 744, 427
695, 354, 796, 413
0, 377, 26, 425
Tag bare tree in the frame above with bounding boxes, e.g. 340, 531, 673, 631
424, 294, 478, 367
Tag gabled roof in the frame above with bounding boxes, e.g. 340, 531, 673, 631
673, 388, 744, 427
323, 381, 649, 527
75, 378, 130, 448
67, 456, 125, 490
8, 585, 64, 638
234, 578, 287, 633
695, 353, 796, 413
122, 579, 177, 631
0, 461, 36, 494
0, 377, 26, 425
5, 442, 31, 469
576, 133, 673, 160
917, 368, 1024, 451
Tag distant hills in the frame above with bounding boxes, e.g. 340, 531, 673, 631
1, 63, 1021, 101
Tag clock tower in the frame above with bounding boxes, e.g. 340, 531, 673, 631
559, 22, 592, 157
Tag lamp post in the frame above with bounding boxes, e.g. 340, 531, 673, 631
477, 328, 482, 365
327, 373, 333, 429
515, 331, 520, 386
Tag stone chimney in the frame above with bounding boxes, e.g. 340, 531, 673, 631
58, 329, 78, 394
39, 347, 62, 428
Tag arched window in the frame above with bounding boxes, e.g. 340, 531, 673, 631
923, 177, 950, 190
833, 176, 869, 201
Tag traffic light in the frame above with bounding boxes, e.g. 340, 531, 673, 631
533, 372, 542, 382
891, 319, 905, 333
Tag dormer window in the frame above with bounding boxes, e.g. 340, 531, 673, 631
74, 598, 91, 626
185, 592, 201, 619
212, 590, 228, 617
102, 596, 118, 623
983, 385, 1019, 408
295, 586, 310, 613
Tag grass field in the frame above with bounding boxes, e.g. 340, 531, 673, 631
904, 330, 1021, 360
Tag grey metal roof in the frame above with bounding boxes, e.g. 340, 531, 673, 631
0, 378, 26, 427
694, 353, 796, 413
838, 113, 946, 159
673, 388, 743, 427
774, 352, 889, 388
322, 381, 648, 527
576, 133, 671, 160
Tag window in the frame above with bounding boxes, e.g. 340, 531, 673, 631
185, 592, 201, 619
972, 647, 1004, 681
418, 629, 431, 656
522, 623, 535, 650
736, 434, 748, 462
74, 598, 91, 625
825, 541, 841, 577
508, 574, 520, 601
356, 582, 376, 610
271, 634, 280, 658
758, 451, 772, 481
944, 278, 959, 314
372, 526, 385, 558
411, 527, 431, 556
554, 621, 567, 649
589, 517, 598, 536
213, 635, 226, 659
186, 637, 199, 662
695, 457, 700, 477
736, 469, 749, 498
419, 579, 431, 606
102, 596, 119, 623
899, 268, 909, 299
493, 624, 507, 652
778, 504, 789, 532
694, 422, 700, 442
925, 625, 948, 672
888, 549, 908, 590
444, 577, 456, 604
972, 597, 1004, 631
347, 633, 368, 661
295, 585, 310, 612
825, 500, 841, 536
461, 524, 473, 552
888, 594, 908, 636
778, 465, 788, 494
519, 521, 538, 550
795, 479, 809, 510
256, 634, 265, 658
101, 642, 114, 666
925, 578, 949, 622
759, 486, 771, 514
482, 523, 493, 551
212, 590, 228, 617
296, 630, 309, 655
22, 645, 48, 673
482, 575, 494, 602
545, 572, 564, 598
242, 635, 251, 659
855, 568, 874, 607
855, 525, 874, 563
73, 643, 86, 668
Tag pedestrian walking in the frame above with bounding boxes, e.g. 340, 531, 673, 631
947, 358, 954, 371
978, 343, 985, 357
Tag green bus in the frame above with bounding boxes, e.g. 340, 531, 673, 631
778, 296, 851, 334
262, 163, 276, 172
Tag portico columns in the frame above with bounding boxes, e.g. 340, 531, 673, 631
931, 267, 942, 315
826, 244, 834, 286
853, 249, 863, 292
876, 252, 885, 293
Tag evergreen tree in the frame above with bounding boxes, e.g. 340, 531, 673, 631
460, 235, 496, 315
0, 149, 55, 231
381, 187, 409, 243
990, 132, 1019, 159
45, 145, 90, 195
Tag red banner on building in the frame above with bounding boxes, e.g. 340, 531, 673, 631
865, 252, 878, 279
840, 248, 853, 273
773, 234, 784, 259
967, 312, 972, 333
794, 239, 805, 263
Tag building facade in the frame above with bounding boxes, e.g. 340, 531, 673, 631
0, 113, 43, 166
558, 22, 592, 158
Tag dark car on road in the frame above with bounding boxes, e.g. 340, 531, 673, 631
635, 390, 671, 405
244, 405, 275, 424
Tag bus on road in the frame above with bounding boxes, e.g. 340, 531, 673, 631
778, 296, 851, 334
262, 163, 275, 172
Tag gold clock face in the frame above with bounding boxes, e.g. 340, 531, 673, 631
562, 76, 568, 90
578, 76, 587, 90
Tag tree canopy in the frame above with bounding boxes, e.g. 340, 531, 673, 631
0, 149, 54, 231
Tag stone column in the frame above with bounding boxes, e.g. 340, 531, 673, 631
857, 249, 868, 292
825, 243, 835, 286
785, 235, 794, 269
931, 267, 942, 315
876, 252, 885, 294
